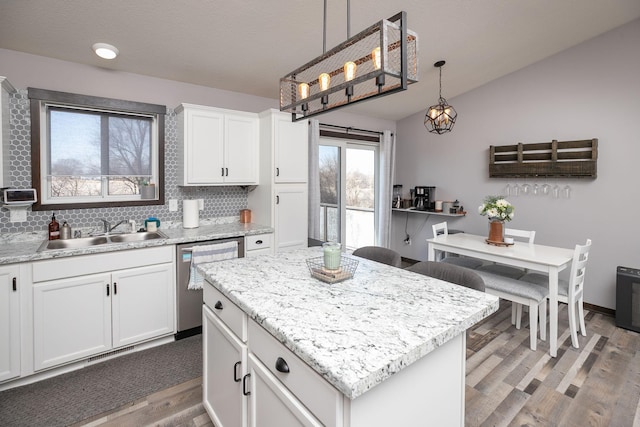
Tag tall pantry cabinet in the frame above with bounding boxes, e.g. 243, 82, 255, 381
248, 110, 308, 252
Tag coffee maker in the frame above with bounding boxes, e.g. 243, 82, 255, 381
414, 186, 436, 211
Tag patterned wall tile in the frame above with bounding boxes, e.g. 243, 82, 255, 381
0, 90, 248, 234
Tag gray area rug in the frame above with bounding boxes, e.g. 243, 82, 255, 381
0, 334, 202, 427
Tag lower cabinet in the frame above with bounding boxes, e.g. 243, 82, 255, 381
32, 247, 175, 371
245, 233, 273, 257
0, 265, 20, 382
203, 281, 330, 427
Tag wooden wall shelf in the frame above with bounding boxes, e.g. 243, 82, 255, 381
489, 138, 598, 178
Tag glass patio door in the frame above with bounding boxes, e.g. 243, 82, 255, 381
318, 139, 377, 249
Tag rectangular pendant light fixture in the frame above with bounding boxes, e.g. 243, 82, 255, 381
279, 11, 418, 122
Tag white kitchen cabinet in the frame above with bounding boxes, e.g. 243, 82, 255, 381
274, 185, 308, 251
176, 103, 258, 186
0, 265, 20, 382
248, 110, 308, 252
248, 353, 321, 427
32, 247, 175, 371
245, 233, 273, 257
0, 77, 16, 188
203, 305, 247, 427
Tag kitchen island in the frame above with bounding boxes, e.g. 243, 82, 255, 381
200, 247, 499, 426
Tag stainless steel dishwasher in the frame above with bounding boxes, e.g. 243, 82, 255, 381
175, 236, 245, 339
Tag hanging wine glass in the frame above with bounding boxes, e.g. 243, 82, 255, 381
563, 185, 571, 198
542, 183, 551, 196
533, 183, 539, 196
512, 183, 520, 197
553, 184, 560, 198
504, 183, 511, 197
522, 182, 531, 196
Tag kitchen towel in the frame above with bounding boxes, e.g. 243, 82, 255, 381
187, 241, 238, 290
183, 199, 199, 229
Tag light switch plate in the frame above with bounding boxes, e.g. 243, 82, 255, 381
169, 199, 178, 212
198, 199, 204, 211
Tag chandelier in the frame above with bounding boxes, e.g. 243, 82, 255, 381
280, 2, 418, 122
424, 60, 457, 134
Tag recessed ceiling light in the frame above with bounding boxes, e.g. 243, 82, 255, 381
92, 43, 119, 60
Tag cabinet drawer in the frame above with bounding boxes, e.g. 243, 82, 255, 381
245, 234, 272, 251
203, 283, 246, 342
248, 320, 341, 427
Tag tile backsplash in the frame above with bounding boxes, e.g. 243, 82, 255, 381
0, 89, 248, 234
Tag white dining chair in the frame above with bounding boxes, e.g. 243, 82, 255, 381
519, 239, 592, 348
431, 222, 483, 269
475, 270, 548, 351
476, 228, 536, 278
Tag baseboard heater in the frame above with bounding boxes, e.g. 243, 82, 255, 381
88, 345, 135, 363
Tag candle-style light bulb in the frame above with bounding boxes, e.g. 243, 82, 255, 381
344, 61, 357, 81
319, 73, 331, 91
372, 47, 381, 70
298, 82, 309, 99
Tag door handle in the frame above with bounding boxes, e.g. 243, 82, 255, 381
276, 167, 280, 177
255, 240, 263, 245
106, 283, 110, 296
242, 373, 251, 395
113, 282, 117, 295
221, 167, 225, 177
225, 167, 229, 176
276, 195, 280, 204
275, 357, 290, 373
12, 277, 16, 291
214, 301, 223, 310
234, 361, 241, 382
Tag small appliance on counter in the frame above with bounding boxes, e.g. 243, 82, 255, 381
392, 185, 402, 208
414, 186, 436, 211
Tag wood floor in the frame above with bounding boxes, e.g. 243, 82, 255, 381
74, 301, 640, 427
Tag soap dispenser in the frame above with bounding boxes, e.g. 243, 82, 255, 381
60, 221, 72, 240
48, 213, 60, 240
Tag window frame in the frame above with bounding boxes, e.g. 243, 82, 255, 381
29, 88, 165, 210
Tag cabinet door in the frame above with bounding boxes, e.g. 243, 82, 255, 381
0, 265, 20, 381
33, 274, 112, 371
225, 113, 258, 184
248, 353, 321, 427
111, 263, 174, 348
275, 184, 308, 251
203, 305, 247, 427
274, 113, 308, 183
186, 108, 224, 184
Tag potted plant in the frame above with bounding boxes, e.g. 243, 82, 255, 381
478, 195, 514, 242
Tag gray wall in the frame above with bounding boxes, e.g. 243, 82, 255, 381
392, 18, 640, 310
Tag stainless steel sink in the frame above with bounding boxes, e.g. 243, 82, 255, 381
37, 231, 167, 252
108, 231, 166, 243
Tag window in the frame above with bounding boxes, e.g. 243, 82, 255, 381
29, 88, 165, 210
319, 138, 378, 249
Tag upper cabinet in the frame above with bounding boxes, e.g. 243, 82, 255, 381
271, 111, 308, 183
176, 104, 258, 186
0, 77, 16, 188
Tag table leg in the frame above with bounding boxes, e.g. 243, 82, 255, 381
428, 245, 436, 262
548, 267, 559, 357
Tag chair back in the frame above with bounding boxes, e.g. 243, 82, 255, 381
352, 246, 402, 268
504, 228, 536, 244
405, 261, 485, 291
432, 221, 448, 237
568, 239, 591, 300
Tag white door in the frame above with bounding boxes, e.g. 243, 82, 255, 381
111, 263, 174, 348
186, 108, 224, 184
247, 353, 320, 427
275, 184, 308, 250
203, 305, 248, 427
274, 113, 308, 183
0, 265, 20, 381
225, 113, 258, 184
33, 273, 112, 371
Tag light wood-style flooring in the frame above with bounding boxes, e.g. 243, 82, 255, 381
75, 301, 640, 426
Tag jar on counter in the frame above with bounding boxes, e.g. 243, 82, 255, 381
322, 242, 341, 270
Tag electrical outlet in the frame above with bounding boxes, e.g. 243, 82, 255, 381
168, 199, 178, 212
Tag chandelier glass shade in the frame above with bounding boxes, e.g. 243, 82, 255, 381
424, 60, 457, 134
280, 11, 418, 122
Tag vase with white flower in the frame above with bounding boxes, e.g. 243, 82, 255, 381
478, 195, 515, 243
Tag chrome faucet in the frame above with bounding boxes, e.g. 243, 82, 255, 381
98, 219, 129, 234
109, 220, 129, 233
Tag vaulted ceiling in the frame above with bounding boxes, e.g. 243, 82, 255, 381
1, 0, 639, 121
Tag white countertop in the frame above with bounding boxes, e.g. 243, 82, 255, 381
0, 219, 273, 265
199, 247, 499, 399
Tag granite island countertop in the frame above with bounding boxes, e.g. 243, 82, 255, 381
0, 218, 273, 265
199, 246, 499, 399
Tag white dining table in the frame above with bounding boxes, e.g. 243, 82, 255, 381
427, 233, 575, 357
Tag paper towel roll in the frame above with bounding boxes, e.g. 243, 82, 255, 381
183, 200, 199, 229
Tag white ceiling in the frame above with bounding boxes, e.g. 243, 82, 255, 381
1, 0, 639, 121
